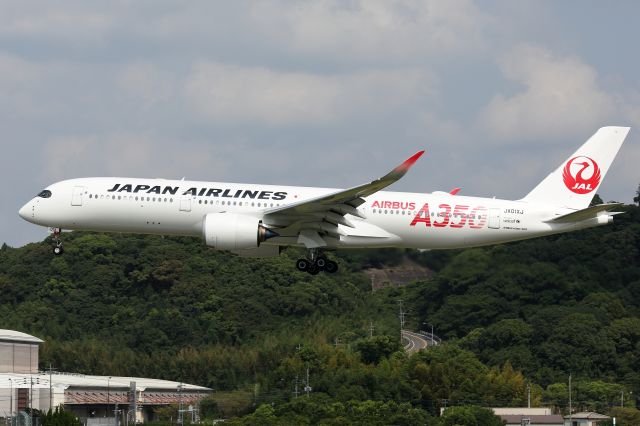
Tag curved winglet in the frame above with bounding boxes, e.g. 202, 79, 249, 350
387, 150, 425, 179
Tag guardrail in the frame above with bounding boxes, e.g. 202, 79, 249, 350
416, 330, 442, 346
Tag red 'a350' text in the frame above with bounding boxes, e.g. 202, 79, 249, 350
410, 203, 487, 229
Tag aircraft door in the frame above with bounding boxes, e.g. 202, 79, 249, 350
488, 208, 501, 229
180, 196, 191, 212
71, 186, 84, 206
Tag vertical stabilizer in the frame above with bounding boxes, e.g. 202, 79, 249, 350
522, 126, 630, 210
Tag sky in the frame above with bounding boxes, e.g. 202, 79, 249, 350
2, 0, 640, 247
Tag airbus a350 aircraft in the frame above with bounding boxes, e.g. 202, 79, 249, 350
19, 126, 630, 274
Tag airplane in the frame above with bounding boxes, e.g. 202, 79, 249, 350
19, 126, 630, 274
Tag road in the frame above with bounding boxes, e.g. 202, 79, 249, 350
402, 330, 431, 354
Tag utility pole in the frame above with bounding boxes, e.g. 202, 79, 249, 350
46, 364, 57, 413
9, 378, 12, 422
621, 389, 624, 407
527, 382, 531, 408
29, 376, 33, 426
129, 381, 137, 426
398, 299, 406, 341
369, 320, 374, 338
293, 374, 299, 398
304, 365, 312, 397
107, 376, 111, 418
177, 383, 184, 426
568, 374, 572, 425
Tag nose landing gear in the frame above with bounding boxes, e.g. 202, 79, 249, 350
295, 250, 338, 275
51, 228, 64, 255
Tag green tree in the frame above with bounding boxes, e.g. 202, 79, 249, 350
591, 193, 604, 206
436, 405, 505, 426
41, 406, 82, 426
603, 407, 640, 425
355, 335, 401, 364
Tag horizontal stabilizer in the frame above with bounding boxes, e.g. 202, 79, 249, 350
545, 203, 623, 223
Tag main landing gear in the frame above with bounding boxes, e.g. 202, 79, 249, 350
51, 227, 64, 255
296, 250, 338, 275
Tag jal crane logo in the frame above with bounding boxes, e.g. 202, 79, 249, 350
562, 156, 601, 194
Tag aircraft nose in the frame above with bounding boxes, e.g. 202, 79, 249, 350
18, 202, 31, 220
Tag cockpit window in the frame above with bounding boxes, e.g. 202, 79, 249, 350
37, 190, 52, 198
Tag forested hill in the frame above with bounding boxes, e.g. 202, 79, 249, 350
1, 203, 640, 422
407, 203, 640, 388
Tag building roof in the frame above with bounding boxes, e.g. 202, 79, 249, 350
0, 372, 210, 392
501, 414, 564, 425
565, 412, 610, 420
0, 329, 44, 344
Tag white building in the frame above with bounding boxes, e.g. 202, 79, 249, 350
0, 330, 211, 424
564, 412, 610, 426
492, 407, 564, 426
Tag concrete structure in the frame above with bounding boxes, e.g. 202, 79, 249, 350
0, 330, 211, 424
493, 408, 564, 426
564, 412, 610, 426
0, 330, 43, 374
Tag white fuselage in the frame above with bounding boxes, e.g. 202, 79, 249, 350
18, 177, 601, 250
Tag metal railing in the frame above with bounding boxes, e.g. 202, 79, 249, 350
417, 330, 442, 346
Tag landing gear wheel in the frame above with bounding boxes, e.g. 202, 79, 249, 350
296, 259, 309, 272
307, 265, 320, 275
324, 260, 338, 274
51, 227, 64, 256
316, 257, 327, 270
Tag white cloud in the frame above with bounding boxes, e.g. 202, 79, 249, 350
116, 63, 176, 108
250, 0, 489, 62
0, 3, 114, 43
184, 62, 434, 125
480, 45, 616, 142
40, 134, 224, 183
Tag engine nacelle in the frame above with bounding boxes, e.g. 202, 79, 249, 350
203, 213, 277, 250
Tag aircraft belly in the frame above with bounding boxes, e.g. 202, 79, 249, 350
61, 203, 202, 236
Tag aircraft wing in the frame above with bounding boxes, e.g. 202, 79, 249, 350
262, 150, 424, 247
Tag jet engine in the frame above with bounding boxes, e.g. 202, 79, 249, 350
203, 213, 278, 250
